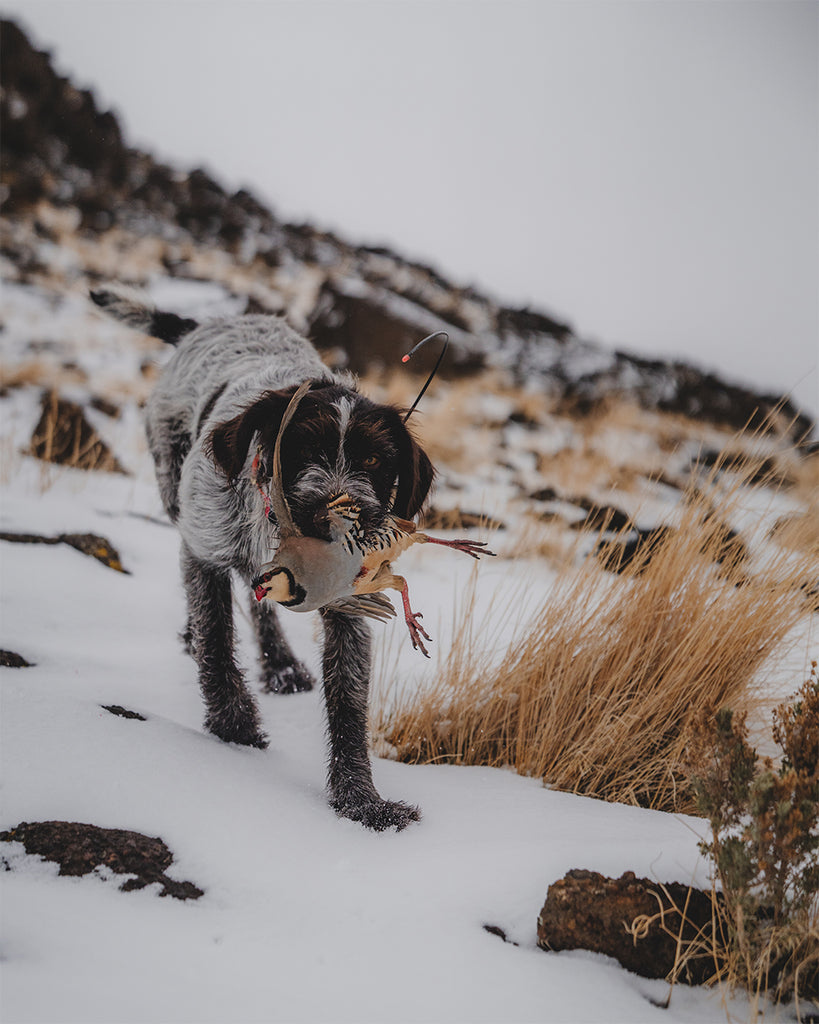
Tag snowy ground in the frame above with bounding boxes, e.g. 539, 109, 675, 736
2, 445, 770, 1024
2, 274, 814, 1023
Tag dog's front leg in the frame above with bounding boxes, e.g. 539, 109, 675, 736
319, 608, 420, 831
181, 542, 268, 749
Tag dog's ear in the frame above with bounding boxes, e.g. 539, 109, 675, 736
207, 390, 293, 482
207, 380, 336, 481
390, 414, 435, 519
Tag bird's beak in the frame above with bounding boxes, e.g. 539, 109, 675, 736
252, 566, 295, 604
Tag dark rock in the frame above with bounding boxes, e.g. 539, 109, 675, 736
537, 869, 717, 984
101, 704, 147, 721
528, 486, 560, 502
656, 362, 804, 437
597, 516, 748, 576
0, 821, 204, 900
59, 532, 129, 573
28, 391, 128, 474
699, 512, 748, 568
1, 20, 127, 210
497, 304, 572, 343
507, 409, 542, 428
420, 507, 506, 532
597, 526, 675, 574
309, 280, 483, 377
528, 490, 633, 533
483, 924, 518, 945
0, 650, 33, 667
691, 449, 794, 488
88, 395, 121, 418
0, 530, 61, 546
0, 529, 129, 573
569, 499, 633, 533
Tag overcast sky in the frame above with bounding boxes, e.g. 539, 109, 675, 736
4, 0, 818, 417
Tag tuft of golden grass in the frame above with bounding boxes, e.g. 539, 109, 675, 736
374, 440, 818, 814
28, 390, 127, 474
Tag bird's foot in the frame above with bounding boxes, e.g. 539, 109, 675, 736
424, 536, 496, 559
401, 585, 432, 657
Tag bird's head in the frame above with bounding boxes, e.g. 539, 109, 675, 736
252, 565, 306, 607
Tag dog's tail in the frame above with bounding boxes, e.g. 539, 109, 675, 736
90, 284, 199, 345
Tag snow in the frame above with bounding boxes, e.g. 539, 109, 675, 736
1, 424, 764, 1023
3, 273, 811, 1021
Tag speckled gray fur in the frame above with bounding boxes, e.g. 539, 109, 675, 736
93, 288, 421, 830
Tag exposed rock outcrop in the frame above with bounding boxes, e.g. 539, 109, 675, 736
2, 18, 812, 439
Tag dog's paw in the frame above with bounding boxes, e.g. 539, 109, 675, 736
332, 797, 421, 832
261, 662, 314, 694
205, 706, 269, 749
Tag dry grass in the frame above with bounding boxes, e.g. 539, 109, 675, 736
28, 390, 127, 474
497, 512, 582, 569
374, 441, 818, 813
0, 359, 88, 391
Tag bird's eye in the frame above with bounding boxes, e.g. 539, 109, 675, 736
363, 454, 380, 468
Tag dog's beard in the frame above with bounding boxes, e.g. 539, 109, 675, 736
287, 464, 385, 540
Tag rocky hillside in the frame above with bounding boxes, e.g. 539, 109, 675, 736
2, 18, 813, 440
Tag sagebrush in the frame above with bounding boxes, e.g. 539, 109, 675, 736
688, 666, 819, 1016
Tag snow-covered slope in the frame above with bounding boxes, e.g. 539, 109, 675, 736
2, 460, 759, 1024
2, 19, 817, 1024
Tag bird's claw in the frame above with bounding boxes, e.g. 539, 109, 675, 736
426, 537, 496, 560
405, 610, 432, 658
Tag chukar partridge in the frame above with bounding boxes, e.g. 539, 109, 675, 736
250, 382, 495, 655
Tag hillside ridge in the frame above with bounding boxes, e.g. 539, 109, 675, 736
0, 18, 813, 439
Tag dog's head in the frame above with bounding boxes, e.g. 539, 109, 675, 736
207, 381, 434, 537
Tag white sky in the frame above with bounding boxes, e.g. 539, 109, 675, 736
4, 0, 818, 417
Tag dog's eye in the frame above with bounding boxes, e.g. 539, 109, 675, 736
363, 454, 380, 468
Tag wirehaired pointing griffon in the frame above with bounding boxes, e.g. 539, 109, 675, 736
92, 286, 433, 831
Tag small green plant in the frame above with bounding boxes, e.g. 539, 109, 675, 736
689, 664, 819, 1016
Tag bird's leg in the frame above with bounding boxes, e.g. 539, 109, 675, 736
420, 536, 495, 560
398, 576, 432, 658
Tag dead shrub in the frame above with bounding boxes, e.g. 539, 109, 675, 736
374, 440, 817, 814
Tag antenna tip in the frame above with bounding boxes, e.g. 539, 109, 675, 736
401, 354, 410, 363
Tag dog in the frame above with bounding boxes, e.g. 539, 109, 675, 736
92, 285, 434, 831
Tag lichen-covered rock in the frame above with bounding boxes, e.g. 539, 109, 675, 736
0, 529, 129, 573
537, 869, 717, 985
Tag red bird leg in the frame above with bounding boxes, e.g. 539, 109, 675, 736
400, 580, 431, 658
422, 537, 496, 559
